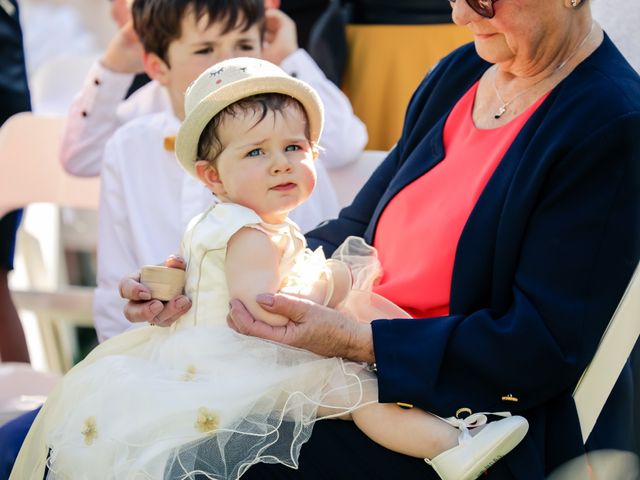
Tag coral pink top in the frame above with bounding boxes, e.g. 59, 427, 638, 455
372, 82, 548, 318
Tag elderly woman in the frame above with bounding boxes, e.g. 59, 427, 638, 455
102, 0, 640, 478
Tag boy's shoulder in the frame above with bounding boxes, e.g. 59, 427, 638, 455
119, 79, 172, 119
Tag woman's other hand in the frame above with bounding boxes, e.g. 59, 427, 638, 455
227, 293, 375, 363
118, 255, 191, 327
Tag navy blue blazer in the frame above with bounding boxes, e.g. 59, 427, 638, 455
308, 35, 640, 478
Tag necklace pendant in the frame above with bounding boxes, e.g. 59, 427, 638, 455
494, 105, 507, 119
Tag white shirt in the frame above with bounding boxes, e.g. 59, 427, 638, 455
94, 112, 204, 341
60, 64, 172, 177
60, 48, 367, 176
95, 110, 341, 341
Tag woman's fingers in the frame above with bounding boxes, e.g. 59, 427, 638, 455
122, 294, 191, 326
119, 265, 191, 327
118, 271, 150, 302
227, 298, 285, 342
150, 295, 192, 327
123, 298, 164, 324
255, 293, 312, 323
164, 255, 186, 270
255, 293, 373, 361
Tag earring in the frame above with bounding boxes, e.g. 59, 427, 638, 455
571, 0, 579, 7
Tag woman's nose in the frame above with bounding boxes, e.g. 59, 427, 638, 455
451, 0, 479, 25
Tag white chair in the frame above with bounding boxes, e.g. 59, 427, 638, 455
29, 53, 97, 115
0, 112, 100, 374
0, 362, 60, 426
327, 150, 387, 207
573, 260, 640, 442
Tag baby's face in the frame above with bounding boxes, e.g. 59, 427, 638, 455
209, 105, 317, 224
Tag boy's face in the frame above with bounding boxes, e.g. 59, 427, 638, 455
148, 9, 263, 120
196, 106, 317, 225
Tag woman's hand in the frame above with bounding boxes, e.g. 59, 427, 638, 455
227, 293, 375, 363
118, 255, 191, 327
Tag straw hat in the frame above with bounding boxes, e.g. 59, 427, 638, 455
175, 57, 324, 179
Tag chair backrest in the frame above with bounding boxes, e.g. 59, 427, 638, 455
0, 112, 100, 217
30, 54, 97, 115
573, 261, 640, 442
0, 112, 100, 373
327, 150, 387, 207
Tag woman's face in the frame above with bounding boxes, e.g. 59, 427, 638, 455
451, 0, 581, 74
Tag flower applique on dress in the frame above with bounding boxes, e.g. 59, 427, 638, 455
80, 417, 97, 446
195, 407, 219, 434
182, 365, 197, 381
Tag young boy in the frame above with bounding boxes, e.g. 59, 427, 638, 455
59, 0, 366, 180
91, 0, 365, 343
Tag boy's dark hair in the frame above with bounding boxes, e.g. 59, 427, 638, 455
131, 0, 265, 65
197, 93, 315, 163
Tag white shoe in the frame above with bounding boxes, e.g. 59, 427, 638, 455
425, 414, 529, 480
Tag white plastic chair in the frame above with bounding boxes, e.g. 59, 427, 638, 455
0, 362, 60, 426
29, 53, 97, 115
0, 112, 100, 373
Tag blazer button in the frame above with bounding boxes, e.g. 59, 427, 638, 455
455, 407, 472, 419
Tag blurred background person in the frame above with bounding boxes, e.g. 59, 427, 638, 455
0, 0, 31, 364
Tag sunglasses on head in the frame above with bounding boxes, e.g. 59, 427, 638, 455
449, 0, 498, 19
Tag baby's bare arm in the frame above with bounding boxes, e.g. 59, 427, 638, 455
226, 227, 290, 327
280, 258, 352, 307
325, 260, 352, 307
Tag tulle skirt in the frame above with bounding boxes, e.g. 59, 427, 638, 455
33, 326, 376, 479
12, 237, 408, 480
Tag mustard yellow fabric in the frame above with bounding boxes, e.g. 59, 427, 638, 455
342, 24, 473, 150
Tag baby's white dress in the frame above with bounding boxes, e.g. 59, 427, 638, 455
12, 203, 403, 480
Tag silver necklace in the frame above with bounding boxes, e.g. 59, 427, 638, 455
492, 22, 595, 119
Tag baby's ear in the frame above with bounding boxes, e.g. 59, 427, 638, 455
195, 160, 225, 195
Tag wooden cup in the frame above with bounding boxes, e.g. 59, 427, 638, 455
140, 265, 186, 301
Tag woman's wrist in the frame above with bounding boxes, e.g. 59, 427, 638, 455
346, 322, 375, 364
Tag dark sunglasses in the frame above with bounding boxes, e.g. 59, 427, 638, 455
449, 0, 498, 18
